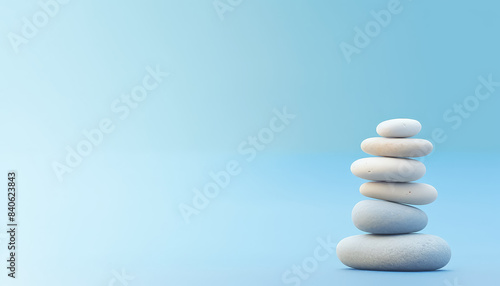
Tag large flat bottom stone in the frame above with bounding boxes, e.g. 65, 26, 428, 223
336, 233, 451, 271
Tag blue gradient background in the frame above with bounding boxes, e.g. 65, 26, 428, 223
0, 0, 499, 285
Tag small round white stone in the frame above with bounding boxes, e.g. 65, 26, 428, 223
361, 137, 433, 158
360, 182, 437, 205
376, 118, 422, 138
336, 233, 451, 271
350, 157, 426, 182
352, 200, 427, 234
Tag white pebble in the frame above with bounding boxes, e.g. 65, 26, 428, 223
352, 200, 428, 234
360, 182, 437, 205
361, 137, 433, 157
351, 157, 426, 182
337, 234, 451, 271
376, 118, 422, 138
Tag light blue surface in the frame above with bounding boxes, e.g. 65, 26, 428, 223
1, 1, 499, 285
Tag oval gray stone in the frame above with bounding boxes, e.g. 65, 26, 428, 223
361, 137, 433, 158
360, 182, 437, 205
336, 233, 451, 271
351, 157, 426, 182
377, 118, 421, 138
352, 200, 427, 234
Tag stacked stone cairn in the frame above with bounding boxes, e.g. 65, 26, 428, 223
336, 118, 451, 271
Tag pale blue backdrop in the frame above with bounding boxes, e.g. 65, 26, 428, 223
0, 0, 498, 285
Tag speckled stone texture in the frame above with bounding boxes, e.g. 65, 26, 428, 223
336, 234, 451, 271
361, 137, 433, 157
360, 182, 437, 205
352, 200, 428, 234
350, 157, 426, 182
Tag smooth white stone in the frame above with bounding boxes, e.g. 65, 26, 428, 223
350, 157, 426, 182
352, 200, 427, 234
336, 234, 451, 271
376, 118, 422, 138
360, 182, 437, 205
361, 137, 433, 158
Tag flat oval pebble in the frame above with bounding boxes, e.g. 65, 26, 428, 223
377, 118, 421, 138
360, 182, 437, 205
352, 200, 427, 234
336, 233, 451, 271
361, 137, 433, 158
351, 157, 426, 182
